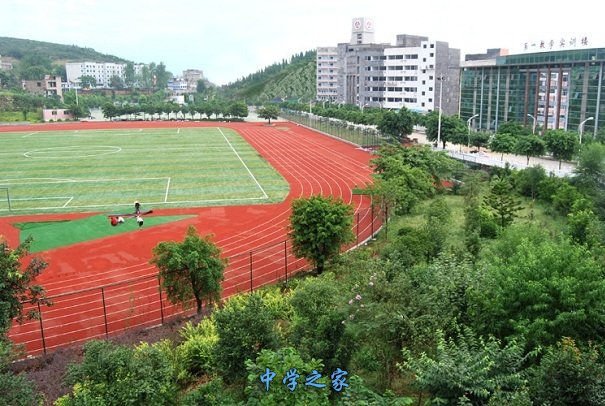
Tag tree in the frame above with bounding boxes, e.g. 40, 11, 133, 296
196, 79, 207, 94
109, 75, 125, 90
214, 293, 279, 382
497, 120, 531, 136
470, 224, 605, 348
78, 75, 97, 89
0, 237, 50, 336
543, 129, 580, 169
377, 107, 413, 142
0, 340, 42, 406
470, 131, 491, 152
150, 226, 226, 314
124, 62, 136, 88
402, 328, 530, 405
483, 177, 523, 228
514, 135, 545, 165
228, 101, 248, 118
289, 195, 354, 274
425, 112, 466, 149
574, 143, 605, 189
257, 104, 280, 124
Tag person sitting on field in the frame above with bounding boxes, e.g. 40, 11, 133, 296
136, 215, 144, 228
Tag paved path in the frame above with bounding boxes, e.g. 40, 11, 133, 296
410, 129, 575, 177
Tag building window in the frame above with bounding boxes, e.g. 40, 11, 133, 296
429, 98, 433, 102
430, 53, 434, 57
430, 44, 435, 48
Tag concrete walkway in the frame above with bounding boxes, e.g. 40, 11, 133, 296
410, 129, 576, 178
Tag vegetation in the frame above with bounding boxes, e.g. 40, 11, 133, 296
289, 195, 354, 274
150, 226, 226, 315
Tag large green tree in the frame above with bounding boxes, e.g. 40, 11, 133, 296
425, 112, 466, 149
470, 224, 605, 348
377, 107, 414, 142
543, 129, 580, 169
289, 195, 354, 274
514, 134, 545, 165
483, 177, 523, 228
78, 75, 97, 89
489, 133, 517, 161
150, 226, 226, 314
0, 237, 50, 335
257, 104, 280, 124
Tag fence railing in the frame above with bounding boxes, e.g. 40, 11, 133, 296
9, 205, 384, 357
280, 110, 390, 148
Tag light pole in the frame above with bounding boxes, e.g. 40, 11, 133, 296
527, 113, 536, 135
437, 75, 443, 148
578, 117, 594, 144
467, 114, 479, 150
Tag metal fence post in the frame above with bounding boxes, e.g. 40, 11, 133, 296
158, 276, 165, 325
37, 302, 47, 356
101, 287, 109, 338
356, 212, 360, 245
284, 240, 288, 283
249, 251, 253, 292
371, 205, 375, 238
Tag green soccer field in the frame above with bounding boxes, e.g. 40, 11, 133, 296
0, 127, 289, 214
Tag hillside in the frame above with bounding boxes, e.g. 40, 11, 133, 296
0, 37, 127, 64
220, 50, 316, 103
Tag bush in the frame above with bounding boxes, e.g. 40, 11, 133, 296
180, 378, 237, 406
214, 293, 280, 383
178, 318, 218, 379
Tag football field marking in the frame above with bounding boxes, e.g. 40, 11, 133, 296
164, 177, 171, 203
218, 128, 268, 199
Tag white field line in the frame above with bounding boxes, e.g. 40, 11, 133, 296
63, 197, 74, 207
0, 177, 169, 186
10, 196, 73, 201
164, 177, 171, 203
0, 196, 267, 212
217, 127, 268, 199
21, 132, 39, 138
177, 128, 180, 134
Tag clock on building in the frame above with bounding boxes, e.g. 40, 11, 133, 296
353, 19, 362, 31
365, 20, 373, 30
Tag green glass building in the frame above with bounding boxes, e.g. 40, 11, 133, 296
460, 48, 605, 137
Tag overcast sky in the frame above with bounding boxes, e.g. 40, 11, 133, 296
2, 0, 602, 85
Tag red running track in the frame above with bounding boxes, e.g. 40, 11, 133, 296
0, 121, 381, 356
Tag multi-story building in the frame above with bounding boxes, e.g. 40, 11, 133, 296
460, 47, 605, 136
317, 18, 460, 114
22, 75, 63, 99
182, 69, 204, 92
65, 62, 144, 88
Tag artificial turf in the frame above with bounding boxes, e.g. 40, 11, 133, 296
0, 127, 289, 214
15, 213, 194, 253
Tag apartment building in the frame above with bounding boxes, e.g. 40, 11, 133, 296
22, 75, 63, 99
65, 62, 144, 88
317, 18, 460, 114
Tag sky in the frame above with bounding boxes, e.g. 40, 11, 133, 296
2, 0, 602, 85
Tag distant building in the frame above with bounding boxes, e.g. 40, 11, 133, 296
183, 69, 204, 91
65, 62, 145, 88
317, 18, 460, 114
460, 47, 605, 135
0, 55, 13, 71
42, 108, 73, 121
167, 77, 188, 93
22, 75, 63, 99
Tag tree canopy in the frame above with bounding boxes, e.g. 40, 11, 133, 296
150, 226, 226, 314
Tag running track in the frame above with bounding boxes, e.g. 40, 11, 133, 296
0, 121, 379, 356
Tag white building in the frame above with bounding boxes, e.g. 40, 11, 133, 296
317, 18, 460, 114
65, 62, 145, 88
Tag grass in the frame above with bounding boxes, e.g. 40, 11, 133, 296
0, 127, 289, 214
15, 213, 194, 252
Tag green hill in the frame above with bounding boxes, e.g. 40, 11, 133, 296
220, 50, 316, 103
0, 37, 127, 64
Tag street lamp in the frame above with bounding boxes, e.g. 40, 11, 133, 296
527, 114, 536, 135
467, 114, 479, 150
578, 117, 594, 144
437, 75, 444, 148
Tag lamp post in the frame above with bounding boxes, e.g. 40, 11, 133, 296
437, 75, 444, 148
527, 113, 536, 135
578, 117, 594, 144
467, 114, 479, 150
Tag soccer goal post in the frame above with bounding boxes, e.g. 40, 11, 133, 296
0, 188, 11, 211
